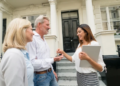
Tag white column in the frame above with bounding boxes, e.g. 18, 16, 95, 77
86, 0, 96, 34
106, 7, 111, 30
48, 0, 57, 36
0, 10, 2, 57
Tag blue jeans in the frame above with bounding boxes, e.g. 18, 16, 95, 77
34, 70, 58, 86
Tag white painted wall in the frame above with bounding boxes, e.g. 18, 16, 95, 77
0, 11, 3, 57
57, 0, 86, 50
93, 0, 120, 55
1, 0, 120, 57
95, 30, 117, 55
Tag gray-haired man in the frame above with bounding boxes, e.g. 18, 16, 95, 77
26, 15, 63, 86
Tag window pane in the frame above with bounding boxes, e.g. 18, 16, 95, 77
62, 12, 78, 19
101, 8, 108, 30
101, 6, 120, 32
109, 6, 120, 21
28, 15, 39, 30
112, 21, 120, 33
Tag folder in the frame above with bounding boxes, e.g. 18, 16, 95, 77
79, 45, 101, 67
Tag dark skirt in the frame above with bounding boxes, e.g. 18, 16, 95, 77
77, 72, 99, 86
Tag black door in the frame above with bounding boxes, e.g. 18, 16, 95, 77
2, 19, 6, 43
62, 11, 79, 52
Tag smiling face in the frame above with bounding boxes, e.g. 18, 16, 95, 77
40, 19, 50, 35
26, 25, 34, 42
77, 27, 87, 41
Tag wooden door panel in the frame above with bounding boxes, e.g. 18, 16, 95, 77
62, 11, 79, 52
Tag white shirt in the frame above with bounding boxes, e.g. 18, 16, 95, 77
72, 41, 105, 73
26, 31, 54, 72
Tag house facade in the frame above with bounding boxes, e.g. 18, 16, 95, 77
0, 0, 120, 57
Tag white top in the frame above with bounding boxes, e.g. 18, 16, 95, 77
26, 31, 54, 72
0, 48, 28, 86
72, 41, 105, 73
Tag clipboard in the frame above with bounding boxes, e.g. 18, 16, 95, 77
79, 45, 101, 67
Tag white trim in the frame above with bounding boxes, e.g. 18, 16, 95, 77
0, 10, 2, 56
94, 30, 116, 37
106, 7, 111, 30
45, 35, 57, 39
115, 38, 120, 41
86, 0, 96, 34
49, 0, 57, 36
0, 1, 12, 15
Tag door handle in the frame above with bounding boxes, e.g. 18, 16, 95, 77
71, 40, 73, 42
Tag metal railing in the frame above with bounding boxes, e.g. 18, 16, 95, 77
117, 45, 120, 57
0, 53, 2, 59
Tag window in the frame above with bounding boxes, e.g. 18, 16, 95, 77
101, 6, 120, 34
22, 15, 39, 30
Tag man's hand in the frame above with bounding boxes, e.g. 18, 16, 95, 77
54, 54, 63, 62
53, 71, 58, 81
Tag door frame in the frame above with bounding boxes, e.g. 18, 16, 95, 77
61, 10, 79, 52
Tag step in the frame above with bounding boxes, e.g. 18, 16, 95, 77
58, 72, 101, 80
57, 66, 76, 72
58, 73, 77, 80
58, 80, 106, 86
58, 80, 77, 86
67, 53, 74, 56
57, 66, 75, 69
99, 80, 106, 86
57, 61, 75, 66
60, 57, 70, 62
58, 72, 101, 77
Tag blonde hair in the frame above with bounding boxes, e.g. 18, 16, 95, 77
34, 15, 49, 28
3, 18, 31, 52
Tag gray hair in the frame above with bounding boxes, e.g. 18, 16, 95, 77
34, 15, 49, 28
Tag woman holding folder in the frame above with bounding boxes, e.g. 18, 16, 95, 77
57, 24, 105, 86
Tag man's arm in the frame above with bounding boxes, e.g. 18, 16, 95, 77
26, 40, 63, 71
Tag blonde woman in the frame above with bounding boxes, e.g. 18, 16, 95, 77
0, 18, 34, 86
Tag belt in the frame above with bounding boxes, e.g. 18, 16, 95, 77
35, 68, 52, 74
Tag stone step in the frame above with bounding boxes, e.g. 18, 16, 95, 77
99, 80, 106, 86
57, 66, 75, 69
58, 80, 106, 86
58, 80, 77, 86
57, 61, 75, 66
66, 53, 74, 56
60, 57, 70, 61
58, 72, 101, 80
58, 73, 77, 80
57, 66, 76, 72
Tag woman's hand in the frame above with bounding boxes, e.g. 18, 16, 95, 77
79, 52, 90, 60
56, 49, 72, 62
57, 49, 64, 54
79, 52, 103, 72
